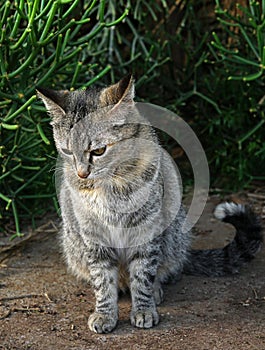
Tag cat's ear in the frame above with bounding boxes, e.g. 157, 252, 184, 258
99, 74, 135, 107
36, 87, 69, 122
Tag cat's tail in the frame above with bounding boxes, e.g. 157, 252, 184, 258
183, 202, 263, 276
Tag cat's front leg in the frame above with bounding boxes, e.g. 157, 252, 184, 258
129, 249, 160, 328
88, 264, 119, 333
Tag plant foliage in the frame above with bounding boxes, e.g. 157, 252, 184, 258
202, 0, 265, 187
0, 0, 129, 236
1, 0, 264, 237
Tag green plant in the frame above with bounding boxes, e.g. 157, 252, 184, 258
0, 0, 177, 237
4, 0, 263, 238
208, 0, 265, 186
164, 1, 265, 189
0, 0, 129, 237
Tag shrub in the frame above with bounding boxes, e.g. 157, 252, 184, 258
165, 0, 265, 189
0, 0, 171, 237
0, 0, 129, 236
208, 0, 265, 186
1, 0, 264, 237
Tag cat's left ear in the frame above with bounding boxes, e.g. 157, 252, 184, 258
100, 74, 135, 108
36, 87, 69, 123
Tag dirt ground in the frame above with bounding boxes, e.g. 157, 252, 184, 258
0, 192, 265, 350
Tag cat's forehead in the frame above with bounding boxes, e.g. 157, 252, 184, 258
70, 113, 118, 140
67, 88, 121, 126
68, 88, 101, 116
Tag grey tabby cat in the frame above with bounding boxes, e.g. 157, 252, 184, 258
37, 75, 263, 333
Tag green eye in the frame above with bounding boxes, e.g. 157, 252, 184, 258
91, 146, 106, 156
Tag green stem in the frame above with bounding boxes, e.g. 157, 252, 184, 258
71, 61, 82, 88
10, 28, 28, 49
0, 99, 12, 106
9, 0, 39, 50
20, 139, 43, 152
39, 1, 58, 42
37, 123, 50, 145
239, 24, 260, 60
20, 193, 55, 199
0, 164, 21, 181
194, 91, 222, 114
28, 52, 55, 78
238, 119, 265, 148
15, 165, 48, 195
60, 27, 71, 54
73, 23, 105, 45
55, 34, 63, 62
0, 1, 11, 29
0, 48, 7, 75
0, 193, 12, 209
21, 155, 47, 162
62, 46, 82, 61
29, 0, 40, 26
82, 64, 111, 88
242, 70, 263, 81
62, 0, 79, 19
225, 55, 261, 68
8, 51, 39, 78
12, 200, 21, 236
105, 7, 129, 27
4, 95, 37, 122
35, 0, 53, 20
99, 0, 106, 23
38, 19, 75, 47
70, 0, 97, 39
1, 122, 20, 130
262, 45, 265, 65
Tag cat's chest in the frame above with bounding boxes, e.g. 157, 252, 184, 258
75, 184, 147, 223
66, 180, 163, 248
74, 199, 156, 249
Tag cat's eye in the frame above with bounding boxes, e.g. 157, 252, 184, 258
61, 148, 73, 156
91, 146, 106, 156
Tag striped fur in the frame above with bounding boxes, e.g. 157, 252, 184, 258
38, 76, 263, 333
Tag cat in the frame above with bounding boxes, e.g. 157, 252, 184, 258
37, 75, 263, 333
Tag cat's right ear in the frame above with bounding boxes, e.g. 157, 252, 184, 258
99, 74, 135, 108
36, 87, 69, 123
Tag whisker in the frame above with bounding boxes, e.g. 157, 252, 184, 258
46, 154, 58, 161
49, 166, 64, 173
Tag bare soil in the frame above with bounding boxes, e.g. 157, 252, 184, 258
1, 192, 265, 350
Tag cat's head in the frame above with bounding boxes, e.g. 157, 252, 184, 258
37, 75, 157, 190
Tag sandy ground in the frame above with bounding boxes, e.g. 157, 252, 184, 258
0, 193, 264, 350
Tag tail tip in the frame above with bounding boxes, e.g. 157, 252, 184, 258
214, 202, 245, 220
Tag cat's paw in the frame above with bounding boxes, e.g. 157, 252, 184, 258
130, 309, 159, 328
88, 312, 117, 333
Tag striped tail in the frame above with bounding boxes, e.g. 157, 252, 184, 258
183, 202, 263, 276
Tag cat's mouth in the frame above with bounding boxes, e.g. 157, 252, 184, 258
77, 171, 106, 191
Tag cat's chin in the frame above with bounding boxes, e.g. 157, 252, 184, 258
78, 180, 96, 190
77, 176, 107, 192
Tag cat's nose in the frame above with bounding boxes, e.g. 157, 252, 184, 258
77, 170, 90, 179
